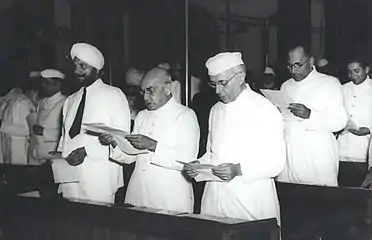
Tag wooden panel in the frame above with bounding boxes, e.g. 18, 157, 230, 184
3, 196, 279, 240
277, 182, 372, 239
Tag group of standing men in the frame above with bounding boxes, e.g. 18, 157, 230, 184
1, 41, 372, 227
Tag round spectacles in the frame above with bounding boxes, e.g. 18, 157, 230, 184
287, 58, 310, 70
208, 72, 240, 89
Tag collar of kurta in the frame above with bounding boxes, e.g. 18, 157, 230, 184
39, 91, 64, 109
78, 78, 103, 93
351, 77, 372, 91
147, 97, 176, 115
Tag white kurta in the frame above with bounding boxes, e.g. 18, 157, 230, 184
111, 98, 200, 213
0, 88, 23, 163
0, 92, 35, 165
29, 92, 66, 165
199, 86, 286, 223
57, 79, 130, 203
338, 78, 372, 165
277, 69, 348, 186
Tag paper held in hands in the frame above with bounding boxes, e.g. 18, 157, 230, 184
83, 123, 148, 156
260, 89, 298, 121
49, 152, 80, 183
177, 161, 223, 182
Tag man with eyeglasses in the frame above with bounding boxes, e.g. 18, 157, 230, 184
184, 52, 286, 223
99, 67, 200, 213
277, 45, 347, 186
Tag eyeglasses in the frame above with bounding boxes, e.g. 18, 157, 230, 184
287, 58, 310, 70
208, 72, 240, 89
140, 82, 171, 96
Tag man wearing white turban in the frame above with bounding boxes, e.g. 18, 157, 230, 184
184, 52, 286, 225
28, 69, 66, 165
56, 43, 131, 203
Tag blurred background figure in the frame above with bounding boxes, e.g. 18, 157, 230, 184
317, 58, 335, 77
0, 74, 37, 165
259, 67, 279, 90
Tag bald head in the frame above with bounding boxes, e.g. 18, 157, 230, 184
141, 67, 172, 110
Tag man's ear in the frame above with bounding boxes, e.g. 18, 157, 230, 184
164, 82, 173, 96
309, 57, 315, 68
237, 72, 246, 84
366, 66, 370, 74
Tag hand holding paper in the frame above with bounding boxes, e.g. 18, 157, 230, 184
260, 89, 298, 121
179, 161, 224, 182
84, 123, 148, 155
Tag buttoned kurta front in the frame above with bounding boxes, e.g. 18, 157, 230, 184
111, 98, 200, 213
0, 93, 35, 165
29, 92, 66, 165
57, 79, 130, 203
199, 86, 286, 223
338, 78, 372, 164
278, 69, 348, 186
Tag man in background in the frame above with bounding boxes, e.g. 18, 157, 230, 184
29, 69, 66, 165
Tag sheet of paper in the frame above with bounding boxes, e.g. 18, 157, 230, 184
177, 161, 223, 182
83, 123, 148, 156
346, 120, 358, 131
51, 159, 80, 183
114, 136, 149, 156
46, 151, 65, 160
260, 89, 298, 121
176, 161, 215, 170
83, 123, 129, 138
194, 168, 224, 182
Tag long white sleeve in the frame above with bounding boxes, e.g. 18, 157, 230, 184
56, 98, 68, 152
84, 88, 131, 162
303, 79, 348, 132
150, 110, 200, 170
239, 113, 286, 183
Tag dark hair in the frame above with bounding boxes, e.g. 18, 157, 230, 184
288, 44, 312, 58
346, 55, 368, 69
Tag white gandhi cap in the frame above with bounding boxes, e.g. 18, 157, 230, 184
40, 69, 65, 80
205, 52, 244, 76
317, 58, 329, 67
70, 43, 105, 70
264, 67, 275, 75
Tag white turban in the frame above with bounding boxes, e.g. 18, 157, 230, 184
70, 43, 105, 70
205, 52, 244, 76
29, 71, 41, 78
40, 69, 65, 80
264, 67, 275, 75
317, 58, 329, 67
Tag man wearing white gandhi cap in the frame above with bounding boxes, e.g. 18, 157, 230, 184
55, 43, 131, 203
28, 69, 67, 165
185, 52, 286, 225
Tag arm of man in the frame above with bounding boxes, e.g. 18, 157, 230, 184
197, 108, 214, 164
149, 110, 200, 171
1, 99, 33, 137
302, 79, 348, 132
84, 88, 131, 162
56, 98, 68, 153
239, 109, 286, 183
43, 101, 66, 142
